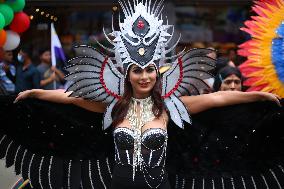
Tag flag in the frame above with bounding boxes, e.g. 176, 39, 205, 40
51, 23, 66, 67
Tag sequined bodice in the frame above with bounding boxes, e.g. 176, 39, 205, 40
112, 96, 169, 188
113, 127, 169, 188
113, 127, 168, 167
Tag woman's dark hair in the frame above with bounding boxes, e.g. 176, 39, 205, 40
19, 45, 33, 58
213, 66, 243, 92
211, 57, 231, 75
38, 47, 50, 56
111, 67, 165, 127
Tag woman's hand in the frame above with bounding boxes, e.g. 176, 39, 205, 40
258, 91, 282, 107
14, 90, 35, 103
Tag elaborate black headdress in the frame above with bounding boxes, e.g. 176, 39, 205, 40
112, 0, 181, 74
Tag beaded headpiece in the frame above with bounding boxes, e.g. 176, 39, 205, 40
111, 0, 180, 75
64, 0, 216, 130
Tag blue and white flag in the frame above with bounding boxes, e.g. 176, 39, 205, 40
51, 23, 66, 67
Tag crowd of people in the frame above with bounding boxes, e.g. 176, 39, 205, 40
0, 47, 66, 95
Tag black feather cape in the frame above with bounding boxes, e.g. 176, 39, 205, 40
0, 95, 283, 189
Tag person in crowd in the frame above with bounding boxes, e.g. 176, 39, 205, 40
213, 65, 243, 92
0, 50, 16, 94
15, 47, 40, 93
227, 47, 244, 66
37, 48, 65, 90
203, 56, 237, 93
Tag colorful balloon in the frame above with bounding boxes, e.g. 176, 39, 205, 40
10, 12, 30, 33
0, 4, 14, 26
6, 0, 25, 12
0, 29, 7, 47
3, 30, 20, 50
0, 13, 5, 29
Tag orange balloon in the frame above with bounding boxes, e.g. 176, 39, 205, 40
0, 29, 7, 47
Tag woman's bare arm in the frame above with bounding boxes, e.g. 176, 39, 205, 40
14, 89, 107, 113
180, 91, 281, 114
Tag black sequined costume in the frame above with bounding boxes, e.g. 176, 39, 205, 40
0, 95, 283, 189
112, 127, 170, 188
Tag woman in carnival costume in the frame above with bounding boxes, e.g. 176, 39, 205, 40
0, 0, 283, 188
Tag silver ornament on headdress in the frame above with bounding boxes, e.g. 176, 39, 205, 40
94, 0, 185, 76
